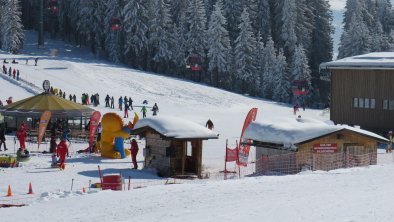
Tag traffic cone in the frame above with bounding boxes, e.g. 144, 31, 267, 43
82, 187, 86, 193
27, 182, 34, 194
6, 185, 13, 197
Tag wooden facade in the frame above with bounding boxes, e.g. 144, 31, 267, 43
330, 69, 394, 133
254, 129, 380, 174
141, 130, 203, 177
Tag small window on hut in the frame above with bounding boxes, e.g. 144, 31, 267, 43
359, 98, 364, 108
364, 98, 369, 108
353, 98, 358, 108
186, 142, 192, 156
383, 100, 388, 110
370, 99, 375, 109
390, 100, 394, 110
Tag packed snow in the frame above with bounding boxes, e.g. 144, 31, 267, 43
0, 32, 393, 221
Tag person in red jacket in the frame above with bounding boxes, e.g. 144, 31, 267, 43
16, 127, 27, 149
130, 139, 139, 169
56, 139, 69, 170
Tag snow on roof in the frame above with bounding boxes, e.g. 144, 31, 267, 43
320, 52, 394, 69
133, 115, 219, 139
243, 117, 388, 150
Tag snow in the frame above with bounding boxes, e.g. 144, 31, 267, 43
0, 31, 393, 221
134, 116, 219, 139
321, 52, 394, 69
243, 117, 388, 149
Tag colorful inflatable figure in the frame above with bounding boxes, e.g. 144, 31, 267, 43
99, 113, 135, 159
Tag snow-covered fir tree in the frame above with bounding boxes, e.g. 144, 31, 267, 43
234, 8, 258, 95
256, 0, 271, 41
279, 0, 297, 61
291, 45, 312, 101
122, 0, 149, 68
76, 0, 95, 48
104, 0, 123, 63
261, 37, 277, 99
1, 0, 24, 53
207, 0, 231, 87
185, 0, 207, 58
148, 0, 175, 73
223, 0, 243, 45
273, 49, 290, 103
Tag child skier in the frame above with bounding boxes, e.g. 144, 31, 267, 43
141, 106, 147, 118
56, 138, 69, 170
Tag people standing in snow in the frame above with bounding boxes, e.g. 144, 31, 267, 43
128, 97, 133, 110
0, 124, 7, 151
151, 103, 159, 116
34, 57, 38, 66
124, 103, 129, 118
141, 106, 147, 118
2, 65, 6, 74
206, 119, 214, 130
8, 67, 11, 76
110, 96, 114, 109
123, 96, 128, 108
105, 94, 110, 107
16, 126, 27, 149
56, 138, 69, 170
12, 68, 16, 79
73, 94, 76, 103
130, 139, 139, 169
118, 96, 123, 110
69, 94, 73, 101
16, 69, 20, 80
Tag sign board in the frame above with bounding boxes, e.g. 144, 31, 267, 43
313, 143, 338, 153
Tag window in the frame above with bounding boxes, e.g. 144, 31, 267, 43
364, 98, 369, 108
359, 98, 364, 108
390, 100, 394, 110
186, 142, 192, 156
383, 100, 388, 110
370, 99, 375, 109
353, 98, 358, 108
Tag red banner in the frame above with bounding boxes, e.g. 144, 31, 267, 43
38, 111, 51, 148
313, 143, 338, 153
238, 108, 258, 166
89, 111, 101, 144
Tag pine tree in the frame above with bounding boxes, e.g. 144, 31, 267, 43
76, 0, 95, 47
91, 0, 107, 56
234, 8, 258, 95
262, 37, 277, 99
122, 0, 149, 67
273, 49, 290, 103
256, 0, 271, 41
280, 0, 297, 61
104, 0, 123, 63
207, 0, 231, 87
223, 0, 243, 45
185, 0, 207, 57
1, 0, 24, 53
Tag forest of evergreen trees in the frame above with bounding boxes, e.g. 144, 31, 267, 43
8, 0, 384, 105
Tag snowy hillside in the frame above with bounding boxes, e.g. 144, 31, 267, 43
1, 31, 394, 222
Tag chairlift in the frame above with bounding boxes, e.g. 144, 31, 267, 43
110, 18, 121, 31
186, 55, 202, 71
292, 80, 309, 96
48, 0, 59, 14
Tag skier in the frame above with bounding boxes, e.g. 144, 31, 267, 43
124, 103, 130, 118
118, 96, 123, 110
16, 69, 20, 80
0, 124, 7, 151
2, 65, 6, 74
143, 100, 148, 104
206, 119, 214, 130
62, 92, 66, 99
34, 57, 38, 66
130, 139, 139, 169
56, 138, 69, 170
16, 126, 27, 150
62, 127, 71, 142
12, 69, 16, 79
128, 97, 133, 110
141, 106, 147, 118
105, 94, 110, 107
73, 94, 76, 103
69, 94, 73, 101
110, 96, 115, 109
11, 59, 18, 64
124, 96, 128, 107
8, 67, 11, 76
151, 103, 159, 116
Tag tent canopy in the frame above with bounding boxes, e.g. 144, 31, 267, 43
0, 93, 95, 118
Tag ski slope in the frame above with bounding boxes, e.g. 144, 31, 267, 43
1, 31, 394, 222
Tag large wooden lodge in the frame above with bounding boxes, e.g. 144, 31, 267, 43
320, 52, 394, 134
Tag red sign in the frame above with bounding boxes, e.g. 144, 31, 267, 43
313, 143, 338, 153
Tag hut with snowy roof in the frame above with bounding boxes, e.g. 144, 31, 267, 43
131, 116, 219, 178
320, 52, 394, 134
243, 117, 388, 175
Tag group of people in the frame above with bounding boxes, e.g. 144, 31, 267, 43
293, 103, 306, 115
2, 63, 20, 81
81, 93, 100, 106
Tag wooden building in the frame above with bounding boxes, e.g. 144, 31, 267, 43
320, 52, 394, 134
131, 116, 219, 177
243, 117, 388, 174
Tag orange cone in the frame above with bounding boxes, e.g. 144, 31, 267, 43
27, 182, 34, 195
6, 185, 13, 197
82, 187, 86, 193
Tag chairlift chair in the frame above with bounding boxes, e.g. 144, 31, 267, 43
186, 55, 202, 71
110, 18, 121, 31
292, 80, 309, 96
48, 0, 59, 14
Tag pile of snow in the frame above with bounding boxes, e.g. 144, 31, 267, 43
321, 52, 394, 69
134, 116, 219, 139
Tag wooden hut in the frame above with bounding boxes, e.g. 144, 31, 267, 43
131, 116, 219, 178
243, 117, 388, 175
320, 52, 394, 134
